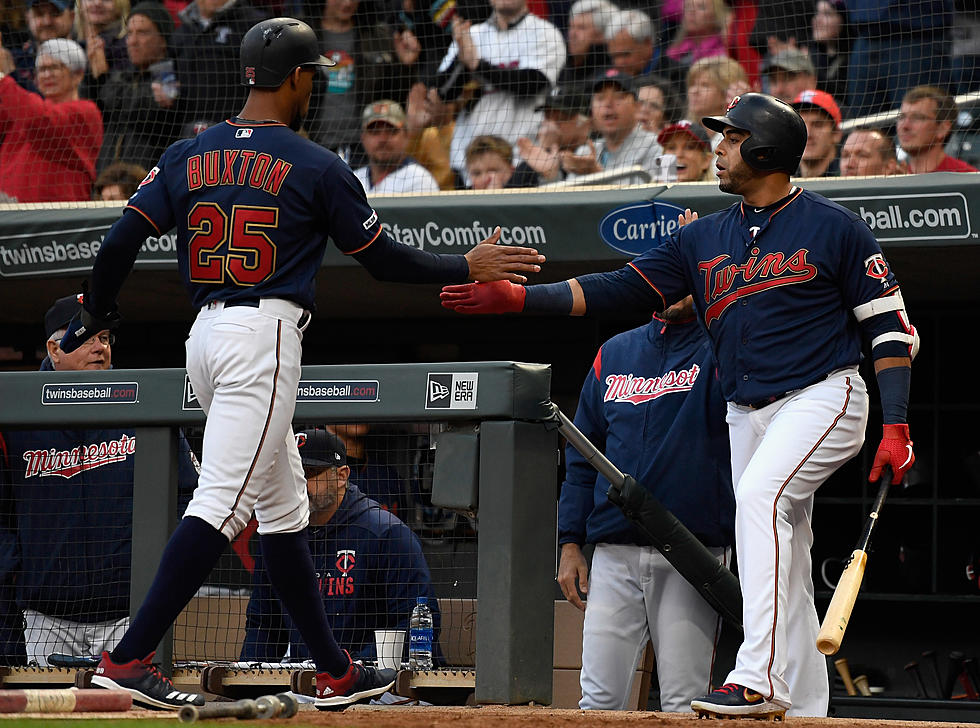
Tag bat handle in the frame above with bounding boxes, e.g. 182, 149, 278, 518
834, 657, 857, 696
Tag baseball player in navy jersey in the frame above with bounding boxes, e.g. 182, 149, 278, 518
441, 93, 918, 719
57, 17, 544, 711
558, 295, 734, 712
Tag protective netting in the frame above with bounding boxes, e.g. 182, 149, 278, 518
1, 0, 977, 205
0, 422, 477, 668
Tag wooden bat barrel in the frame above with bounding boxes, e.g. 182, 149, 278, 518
0, 688, 132, 713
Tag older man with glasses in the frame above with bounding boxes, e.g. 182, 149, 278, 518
0, 294, 198, 667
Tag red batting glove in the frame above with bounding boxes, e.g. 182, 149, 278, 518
440, 281, 526, 314
869, 423, 914, 484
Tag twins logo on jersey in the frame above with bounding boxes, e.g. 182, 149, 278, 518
319, 549, 357, 597
604, 365, 701, 404
698, 246, 818, 325
21, 434, 136, 479
864, 253, 890, 288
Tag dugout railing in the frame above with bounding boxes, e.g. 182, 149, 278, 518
0, 361, 558, 705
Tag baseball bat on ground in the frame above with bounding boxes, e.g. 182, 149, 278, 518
0, 689, 131, 713
816, 466, 893, 655
547, 402, 742, 631
179, 698, 258, 723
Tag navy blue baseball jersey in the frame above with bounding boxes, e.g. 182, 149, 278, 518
126, 118, 392, 311
558, 314, 734, 550
602, 188, 908, 405
240, 484, 439, 662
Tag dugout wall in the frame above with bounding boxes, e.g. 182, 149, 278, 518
0, 361, 558, 705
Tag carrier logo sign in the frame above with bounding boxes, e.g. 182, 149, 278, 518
41, 382, 138, 405
425, 373, 478, 409
599, 200, 687, 255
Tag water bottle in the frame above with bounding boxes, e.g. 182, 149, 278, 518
409, 596, 434, 670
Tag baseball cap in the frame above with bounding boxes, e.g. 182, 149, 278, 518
37, 38, 87, 74
362, 99, 406, 130
129, 1, 175, 43
792, 89, 842, 128
592, 68, 636, 96
44, 293, 84, 339
762, 48, 816, 76
657, 119, 712, 150
296, 429, 347, 469
27, 0, 73, 12
537, 84, 589, 115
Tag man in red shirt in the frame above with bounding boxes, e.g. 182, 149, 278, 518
897, 85, 977, 174
0, 37, 103, 202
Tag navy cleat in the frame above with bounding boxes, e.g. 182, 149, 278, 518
691, 682, 786, 721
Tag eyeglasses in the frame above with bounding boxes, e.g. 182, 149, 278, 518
80, 332, 115, 348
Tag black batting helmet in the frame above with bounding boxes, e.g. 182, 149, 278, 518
240, 17, 335, 88
702, 93, 807, 175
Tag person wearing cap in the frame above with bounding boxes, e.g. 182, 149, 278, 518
95, 1, 182, 174
514, 84, 592, 185
431, 0, 566, 184
0, 37, 104, 202
0, 295, 198, 666
761, 48, 817, 104
172, 0, 262, 127
241, 428, 440, 665
563, 70, 663, 180
0, 0, 74, 93
896, 84, 977, 174
840, 127, 903, 177
655, 119, 714, 182
792, 88, 841, 177
354, 100, 440, 194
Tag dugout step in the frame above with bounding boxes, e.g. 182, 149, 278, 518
0, 667, 78, 689
394, 669, 476, 704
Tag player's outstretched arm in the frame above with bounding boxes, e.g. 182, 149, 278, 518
462, 226, 546, 283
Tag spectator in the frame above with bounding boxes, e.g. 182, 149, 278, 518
655, 119, 714, 181
465, 134, 518, 189
354, 100, 440, 193
76, 0, 130, 92
761, 47, 816, 103
403, 82, 458, 189
515, 84, 592, 185
241, 429, 439, 664
172, 0, 263, 127
0, 38, 103, 203
665, 0, 729, 67
684, 55, 748, 144
328, 424, 408, 517
562, 70, 663, 179
725, 0, 762, 88
93, 161, 148, 200
310, 0, 424, 164
635, 72, 679, 135
3, 0, 74, 93
804, 0, 849, 109
839, 127, 902, 177
557, 0, 615, 92
95, 1, 182, 174
0, 294, 198, 666
846, 0, 953, 119
897, 85, 977, 173
432, 0, 566, 184
749, 0, 810, 57
557, 296, 734, 712
605, 9, 682, 85
791, 88, 841, 177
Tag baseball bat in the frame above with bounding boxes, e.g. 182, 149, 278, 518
0, 688, 131, 714
816, 465, 893, 656
853, 674, 872, 697
548, 403, 743, 631
834, 658, 857, 696
921, 650, 943, 699
905, 661, 927, 698
178, 698, 258, 723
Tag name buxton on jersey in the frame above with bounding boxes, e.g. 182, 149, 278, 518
185, 150, 293, 195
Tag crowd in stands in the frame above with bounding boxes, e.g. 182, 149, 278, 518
1, 0, 977, 203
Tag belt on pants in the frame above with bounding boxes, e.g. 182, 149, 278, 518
742, 367, 853, 410
223, 298, 260, 308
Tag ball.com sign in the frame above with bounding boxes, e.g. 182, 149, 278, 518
598, 200, 687, 255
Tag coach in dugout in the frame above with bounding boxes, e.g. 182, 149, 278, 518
241, 429, 440, 664
0, 294, 198, 666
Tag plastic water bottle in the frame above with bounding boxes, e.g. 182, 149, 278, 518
409, 596, 434, 670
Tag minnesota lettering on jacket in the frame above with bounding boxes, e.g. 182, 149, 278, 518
21, 434, 136, 478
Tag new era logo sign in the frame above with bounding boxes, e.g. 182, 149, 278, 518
182, 375, 202, 410
425, 373, 478, 410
